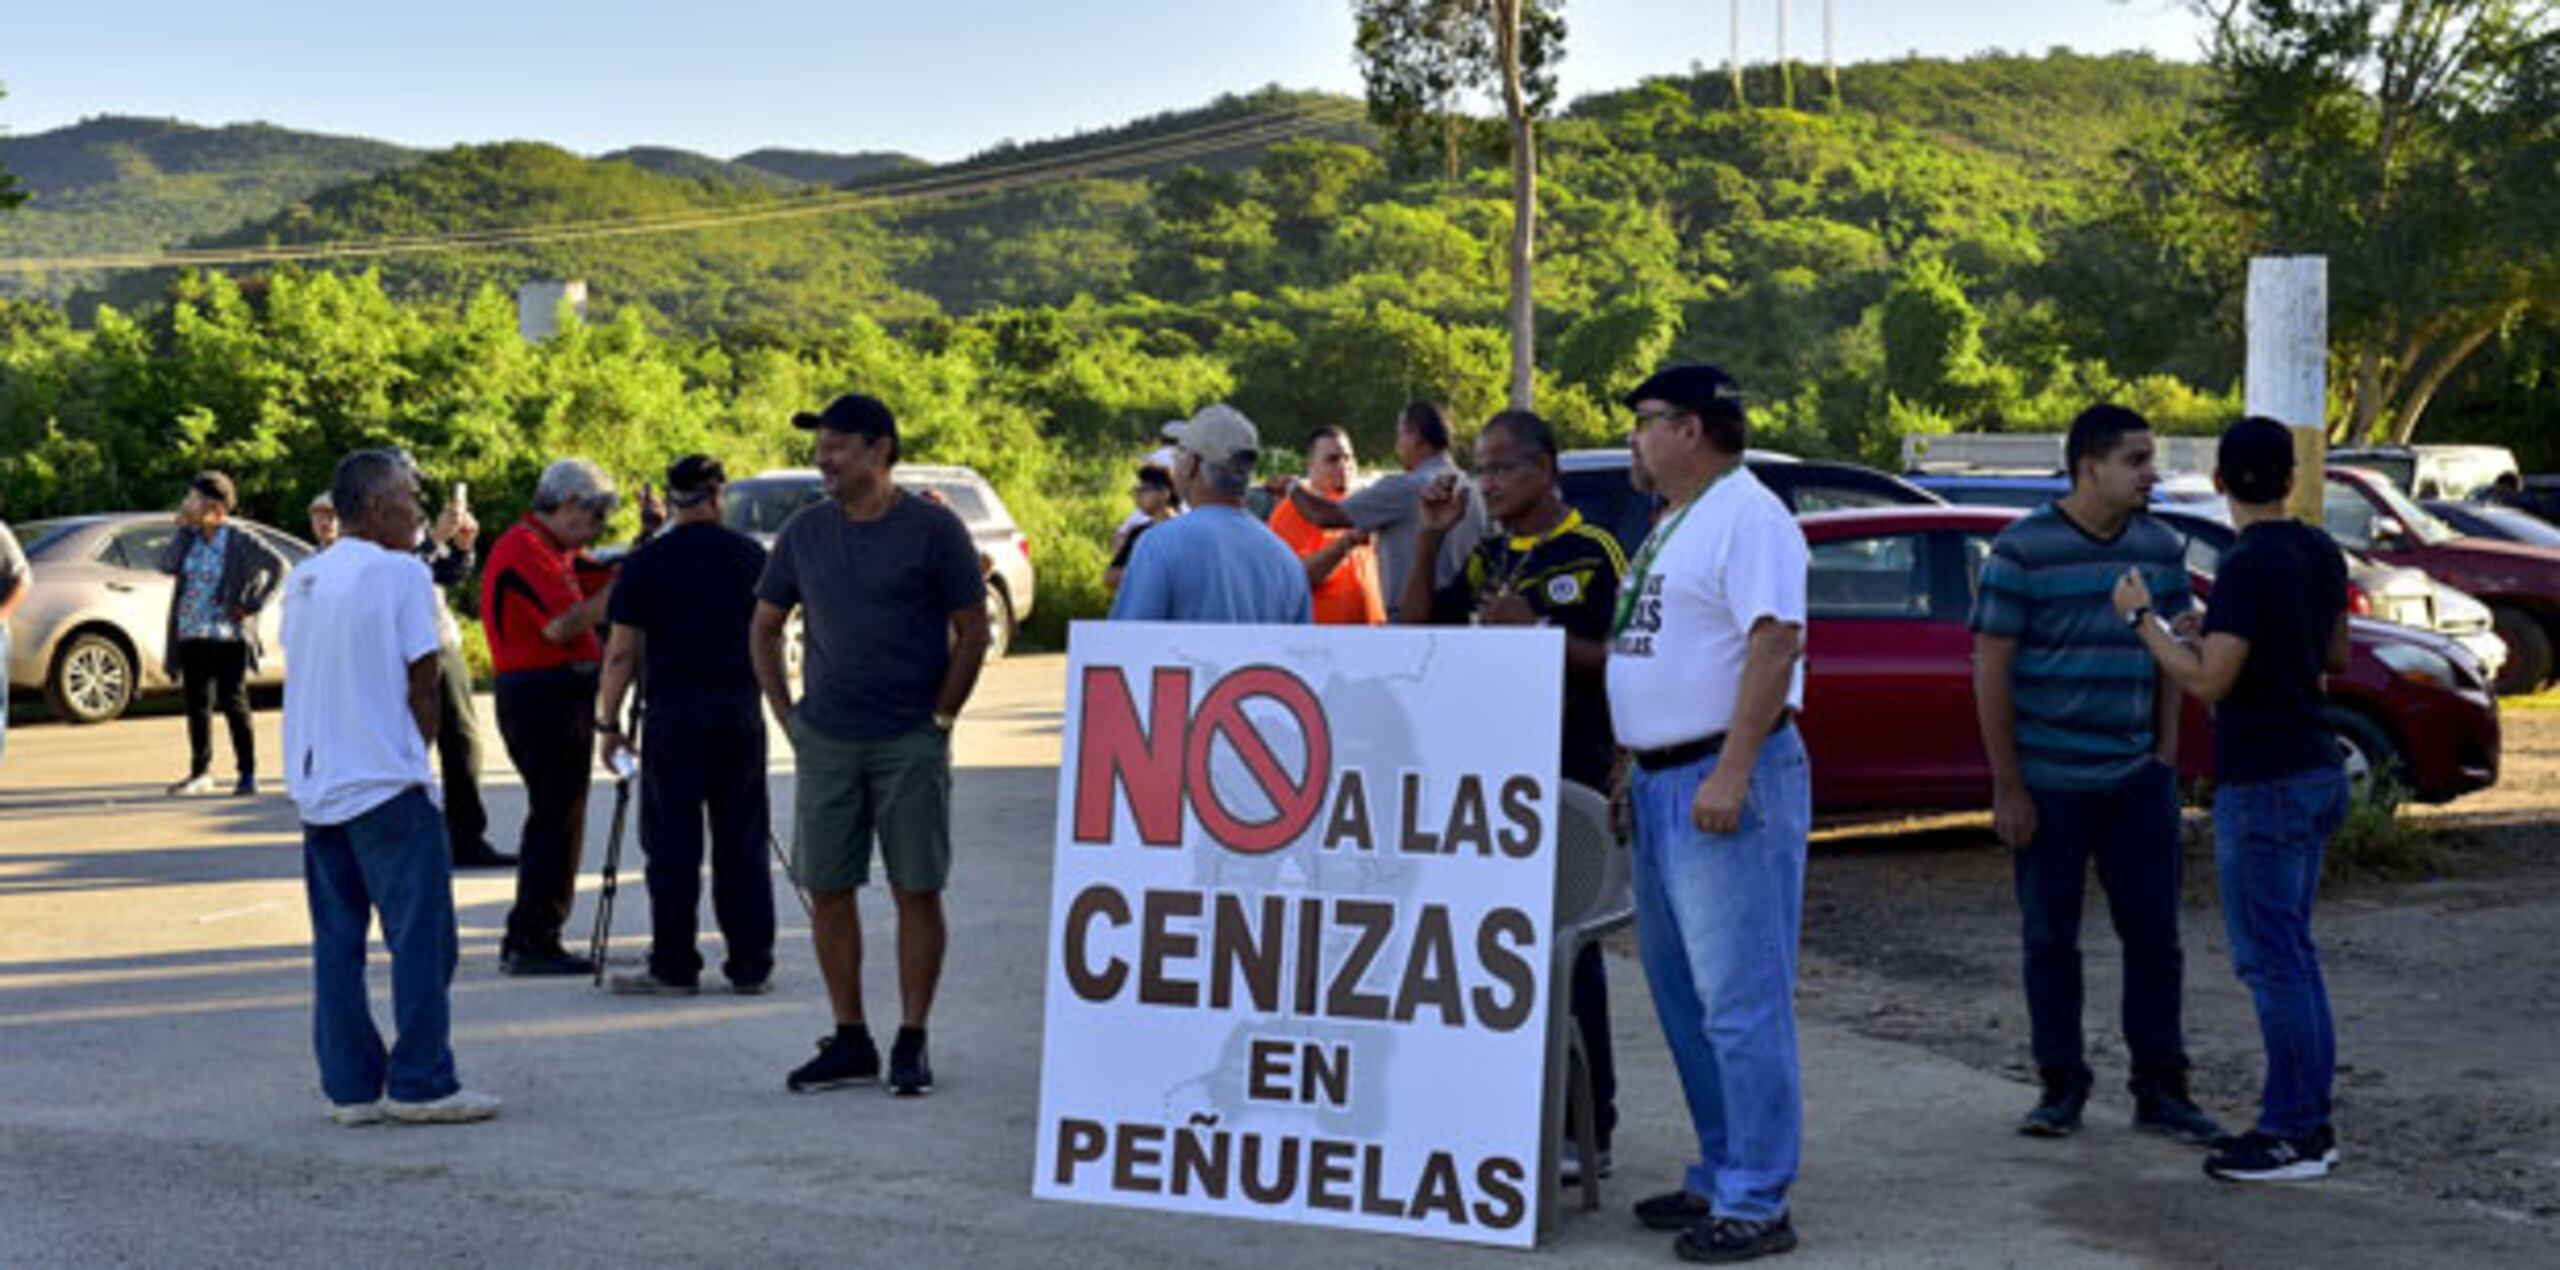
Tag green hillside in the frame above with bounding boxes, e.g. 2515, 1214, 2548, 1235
734, 148, 926, 186
599, 146, 808, 192
0, 116, 419, 299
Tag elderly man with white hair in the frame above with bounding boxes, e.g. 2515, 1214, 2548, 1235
481, 457, 620, 977
1108, 404, 1311, 625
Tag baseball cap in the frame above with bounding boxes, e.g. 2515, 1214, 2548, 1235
1623, 364, 1744, 415
666, 454, 727, 507
1169, 404, 1260, 466
2218, 416, 2296, 499
190, 471, 237, 510
309, 491, 334, 512
792, 393, 898, 444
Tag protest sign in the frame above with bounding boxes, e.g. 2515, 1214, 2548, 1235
1035, 622, 1561, 1248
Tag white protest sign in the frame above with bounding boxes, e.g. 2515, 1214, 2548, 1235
1034, 622, 1562, 1248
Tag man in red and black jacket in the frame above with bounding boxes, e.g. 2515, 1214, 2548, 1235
481, 458, 619, 976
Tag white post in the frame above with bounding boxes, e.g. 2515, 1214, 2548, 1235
2245, 256, 2328, 524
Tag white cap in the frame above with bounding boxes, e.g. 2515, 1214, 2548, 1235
1170, 404, 1260, 466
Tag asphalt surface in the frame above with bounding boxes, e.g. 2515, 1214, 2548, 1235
3, 654, 2551, 1267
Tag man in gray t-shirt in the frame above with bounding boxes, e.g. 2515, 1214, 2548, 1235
1274, 401, 1486, 620
750, 392, 992, 1100
0, 520, 27, 764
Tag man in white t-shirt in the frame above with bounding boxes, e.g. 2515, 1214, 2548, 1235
281, 449, 499, 1128
1605, 364, 1811, 1264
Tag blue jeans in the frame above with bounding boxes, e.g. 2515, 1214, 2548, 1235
303, 786, 462, 1106
2015, 761, 2190, 1093
1630, 726, 1812, 1222
0, 624, 11, 764
2215, 766, 2348, 1138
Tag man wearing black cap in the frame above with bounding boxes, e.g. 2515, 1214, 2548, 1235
2112, 417, 2351, 1183
1606, 364, 1810, 1263
595, 455, 777, 996
753, 394, 991, 1097
159, 470, 286, 797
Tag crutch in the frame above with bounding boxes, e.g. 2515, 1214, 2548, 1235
769, 831, 814, 922
588, 707, 641, 987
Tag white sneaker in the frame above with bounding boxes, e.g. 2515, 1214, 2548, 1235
167, 773, 217, 797
384, 1089, 502, 1125
1559, 1140, 1614, 1186
328, 1099, 385, 1127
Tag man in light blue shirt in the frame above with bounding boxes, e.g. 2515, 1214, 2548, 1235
1109, 405, 1312, 625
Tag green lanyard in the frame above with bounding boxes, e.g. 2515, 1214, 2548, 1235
1610, 468, 1731, 639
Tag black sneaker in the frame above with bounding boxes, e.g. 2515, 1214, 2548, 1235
1636, 1190, 1714, 1231
2134, 1092, 2225, 1145
452, 841, 519, 870
788, 1030, 880, 1093
1675, 1213, 1797, 1263
2019, 1073, 2090, 1138
500, 948, 598, 977
888, 1027, 933, 1097
2205, 1129, 2335, 1182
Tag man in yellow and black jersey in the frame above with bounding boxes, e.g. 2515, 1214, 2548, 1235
1406, 408, 1629, 1182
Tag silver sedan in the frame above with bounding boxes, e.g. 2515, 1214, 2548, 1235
4, 514, 315, 723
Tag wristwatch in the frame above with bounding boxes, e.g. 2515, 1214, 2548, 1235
2124, 604, 2153, 629
595, 719, 623, 734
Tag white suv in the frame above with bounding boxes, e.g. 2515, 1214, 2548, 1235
724, 465, 1035, 659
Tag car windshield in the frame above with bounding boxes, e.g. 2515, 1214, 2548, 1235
16, 519, 83, 560
723, 480, 825, 536
2361, 475, 2459, 545
2340, 453, 2417, 494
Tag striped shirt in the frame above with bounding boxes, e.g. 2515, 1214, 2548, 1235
1968, 505, 2191, 791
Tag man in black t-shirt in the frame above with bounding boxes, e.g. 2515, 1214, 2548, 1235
2112, 417, 2352, 1183
596, 455, 777, 996
1404, 410, 1629, 1183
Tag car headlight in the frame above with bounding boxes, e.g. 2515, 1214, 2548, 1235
2372, 642, 2459, 691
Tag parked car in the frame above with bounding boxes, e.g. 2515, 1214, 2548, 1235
2424, 499, 2560, 550
723, 465, 1034, 659
1791, 506, 2498, 815
2329, 444, 2520, 502
1558, 449, 1939, 555
2516, 475, 2560, 526
2326, 466, 2560, 693
4, 514, 316, 723
2149, 505, 2506, 684
1909, 471, 2215, 509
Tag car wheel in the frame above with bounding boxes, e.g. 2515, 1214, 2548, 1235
47, 629, 137, 724
2325, 706, 2404, 813
2487, 605, 2553, 694
985, 585, 1015, 662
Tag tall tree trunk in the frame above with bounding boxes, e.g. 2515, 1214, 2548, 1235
1497, 0, 1536, 409
2390, 313, 2510, 443
2350, 348, 2386, 444
1731, 0, 1748, 109
1777, 0, 1795, 110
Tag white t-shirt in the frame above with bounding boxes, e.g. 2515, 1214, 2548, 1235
281, 539, 445, 826
1606, 468, 1808, 750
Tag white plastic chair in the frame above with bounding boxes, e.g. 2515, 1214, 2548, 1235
1540, 778, 1635, 1233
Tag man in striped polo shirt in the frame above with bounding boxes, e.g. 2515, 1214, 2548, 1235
1970, 404, 2225, 1145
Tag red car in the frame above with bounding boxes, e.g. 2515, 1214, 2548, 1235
2325, 466, 2560, 694
1798, 507, 2500, 815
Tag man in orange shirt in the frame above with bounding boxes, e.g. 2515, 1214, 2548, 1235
1265, 425, 1384, 626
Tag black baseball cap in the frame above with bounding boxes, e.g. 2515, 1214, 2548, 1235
666, 454, 727, 507
2218, 416, 2297, 499
1623, 364, 1744, 415
189, 471, 237, 509
792, 392, 898, 444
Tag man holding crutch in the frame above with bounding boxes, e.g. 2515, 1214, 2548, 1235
596, 455, 777, 996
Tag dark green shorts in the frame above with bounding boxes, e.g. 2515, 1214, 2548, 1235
787, 715, 952, 893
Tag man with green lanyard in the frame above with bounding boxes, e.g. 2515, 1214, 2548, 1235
1609, 364, 1812, 1264
1405, 409, 1629, 1184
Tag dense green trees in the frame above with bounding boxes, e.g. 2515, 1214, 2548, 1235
3, 48, 2553, 645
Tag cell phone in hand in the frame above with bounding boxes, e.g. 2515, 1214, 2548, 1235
452, 482, 468, 511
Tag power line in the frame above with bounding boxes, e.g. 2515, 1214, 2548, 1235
0, 101, 1371, 275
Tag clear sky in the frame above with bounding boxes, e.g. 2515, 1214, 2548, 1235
0, 1, 2209, 162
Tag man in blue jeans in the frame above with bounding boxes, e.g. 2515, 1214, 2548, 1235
2113, 416, 2351, 1182
1971, 404, 2223, 1145
1608, 364, 1810, 1264
281, 449, 498, 1127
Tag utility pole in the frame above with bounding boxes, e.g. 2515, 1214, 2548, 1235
1824, 0, 1840, 110
1729, 0, 1748, 109
1777, 0, 1794, 110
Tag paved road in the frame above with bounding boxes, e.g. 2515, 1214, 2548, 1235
2, 655, 2547, 1266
